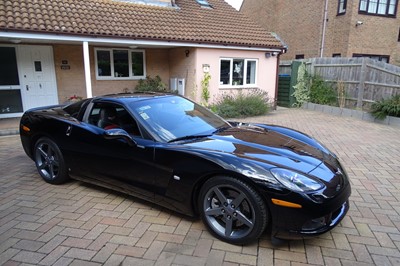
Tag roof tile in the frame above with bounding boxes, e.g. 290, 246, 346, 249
0, 0, 283, 49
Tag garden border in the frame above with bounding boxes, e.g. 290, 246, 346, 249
302, 102, 400, 128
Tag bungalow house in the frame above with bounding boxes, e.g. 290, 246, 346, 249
0, 0, 285, 118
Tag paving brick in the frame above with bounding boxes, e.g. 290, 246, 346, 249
103, 254, 126, 266
193, 238, 213, 257
143, 240, 166, 260
87, 233, 113, 251
154, 251, 175, 266
2, 108, 400, 265
0, 248, 20, 265
257, 247, 273, 266
164, 243, 195, 255
109, 235, 139, 246
114, 245, 146, 258
136, 231, 158, 248
12, 250, 46, 264
84, 224, 108, 240
91, 243, 118, 263
60, 227, 89, 238
12, 239, 44, 251
39, 246, 70, 266
62, 237, 92, 249
64, 247, 96, 260
174, 254, 207, 266
224, 251, 257, 265
38, 235, 67, 254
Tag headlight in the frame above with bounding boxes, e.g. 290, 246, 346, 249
270, 168, 324, 192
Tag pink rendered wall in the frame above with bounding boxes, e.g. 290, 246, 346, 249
194, 48, 278, 104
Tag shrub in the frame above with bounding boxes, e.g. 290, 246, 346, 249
212, 90, 270, 118
135, 75, 169, 92
292, 65, 337, 106
370, 94, 400, 119
309, 75, 337, 105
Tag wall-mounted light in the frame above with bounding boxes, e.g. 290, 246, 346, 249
185, 50, 190, 57
9, 39, 21, 44
129, 45, 138, 49
355, 21, 363, 27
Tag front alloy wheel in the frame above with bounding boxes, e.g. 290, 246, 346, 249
34, 137, 68, 184
199, 176, 268, 245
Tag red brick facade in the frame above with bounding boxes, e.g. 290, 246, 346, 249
241, 0, 400, 65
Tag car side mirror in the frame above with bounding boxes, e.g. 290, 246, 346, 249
104, 128, 137, 147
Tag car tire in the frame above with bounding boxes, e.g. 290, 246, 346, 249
34, 137, 69, 184
199, 176, 268, 245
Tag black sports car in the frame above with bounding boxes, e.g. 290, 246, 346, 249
20, 93, 351, 245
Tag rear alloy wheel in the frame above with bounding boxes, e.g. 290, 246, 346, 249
199, 176, 268, 245
34, 137, 69, 184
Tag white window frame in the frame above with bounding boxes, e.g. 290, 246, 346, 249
219, 58, 258, 88
94, 48, 146, 80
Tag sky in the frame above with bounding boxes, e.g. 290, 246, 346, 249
224, 0, 243, 11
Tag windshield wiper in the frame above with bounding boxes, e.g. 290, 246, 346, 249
168, 134, 211, 143
212, 126, 231, 134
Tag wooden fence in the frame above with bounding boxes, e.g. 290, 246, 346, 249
279, 58, 400, 109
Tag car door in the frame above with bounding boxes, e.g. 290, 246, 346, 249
65, 101, 158, 201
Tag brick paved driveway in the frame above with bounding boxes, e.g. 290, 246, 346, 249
1, 108, 400, 265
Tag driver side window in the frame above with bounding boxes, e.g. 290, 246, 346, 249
88, 103, 142, 136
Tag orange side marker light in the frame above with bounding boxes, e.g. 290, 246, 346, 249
271, 198, 302, 208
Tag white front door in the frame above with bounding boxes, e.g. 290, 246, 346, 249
17, 45, 58, 111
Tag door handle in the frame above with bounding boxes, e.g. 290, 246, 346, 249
39, 83, 42, 89
26, 85, 29, 91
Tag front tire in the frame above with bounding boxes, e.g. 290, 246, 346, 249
199, 176, 268, 245
34, 137, 69, 184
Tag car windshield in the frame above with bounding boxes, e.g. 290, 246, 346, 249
130, 95, 230, 142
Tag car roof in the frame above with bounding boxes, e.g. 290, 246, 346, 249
93, 92, 175, 104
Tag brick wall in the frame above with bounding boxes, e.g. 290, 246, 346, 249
53, 45, 171, 102
241, 0, 400, 65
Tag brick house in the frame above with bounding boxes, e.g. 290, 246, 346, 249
0, 0, 285, 118
240, 0, 400, 64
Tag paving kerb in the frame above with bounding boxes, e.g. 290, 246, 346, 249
1, 108, 399, 265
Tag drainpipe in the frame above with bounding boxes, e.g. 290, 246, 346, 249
83, 41, 93, 98
320, 0, 329, 57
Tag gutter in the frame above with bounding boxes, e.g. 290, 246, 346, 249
0, 31, 284, 52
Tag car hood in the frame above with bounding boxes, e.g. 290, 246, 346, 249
184, 126, 326, 174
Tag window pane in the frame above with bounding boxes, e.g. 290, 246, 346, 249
131, 52, 144, 76
0, 47, 19, 85
246, 60, 256, 85
0, 90, 23, 114
378, 0, 388, 14
113, 50, 129, 77
220, 60, 231, 85
360, 0, 368, 11
368, 0, 378, 13
97, 50, 111, 76
338, 0, 346, 13
389, 0, 396, 14
232, 59, 244, 86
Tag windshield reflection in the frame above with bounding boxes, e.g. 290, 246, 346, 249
130, 96, 229, 142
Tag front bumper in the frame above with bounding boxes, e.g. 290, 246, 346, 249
272, 200, 349, 240
268, 181, 351, 240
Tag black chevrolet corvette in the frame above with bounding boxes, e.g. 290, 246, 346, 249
20, 93, 351, 244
